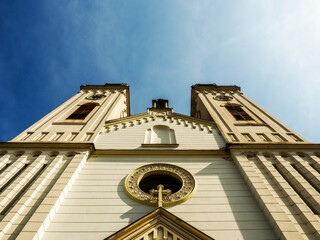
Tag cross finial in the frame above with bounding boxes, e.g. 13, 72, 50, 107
150, 184, 172, 207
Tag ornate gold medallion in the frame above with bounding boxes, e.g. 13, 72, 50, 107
124, 163, 196, 207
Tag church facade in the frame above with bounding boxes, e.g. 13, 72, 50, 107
0, 84, 320, 240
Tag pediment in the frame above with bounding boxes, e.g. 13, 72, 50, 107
102, 109, 219, 133
104, 208, 214, 240
95, 110, 226, 150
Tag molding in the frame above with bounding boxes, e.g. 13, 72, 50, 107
191, 84, 241, 92
105, 112, 218, 127
233, 122, 266, 126
141, 144, 179, 148
227, 142, 320, 151
80, 83, 129, 90
0, 142, 95, 151
52, 122, 86, 125
92, 149, 228, 156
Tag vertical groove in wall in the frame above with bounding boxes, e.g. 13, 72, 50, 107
0, 164, 29, 193
253, 154, 310, 235
0, 155, 11, 174
255, 152, 320, 239
272, 163, 319, 214
0, 154, 76, 238
291, 164, 320, 194
235, 93, 291, 132
202, 93, 232, 132
0, 164, 10, 175
92, 92, 121, 132
310, 163, 320, 175
0, 164, 47, 217
32, 91, 86, 132
9, 157, 72, 237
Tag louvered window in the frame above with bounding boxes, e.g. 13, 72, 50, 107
225, 104, 253, 121
66, 103, 98, 120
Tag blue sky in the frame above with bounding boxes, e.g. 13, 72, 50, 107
0, 1, 319, 142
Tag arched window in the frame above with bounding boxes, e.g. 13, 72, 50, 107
225, 103, 253, 121
144, 125, 176, 144
66, 103, 98, 120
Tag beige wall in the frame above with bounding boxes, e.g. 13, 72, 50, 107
95, 116, 226, 150
0, 149, 89, 240
42, 155, 277, 240
231, 149, 320, 240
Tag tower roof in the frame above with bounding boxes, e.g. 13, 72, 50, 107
192, 84, 240, 91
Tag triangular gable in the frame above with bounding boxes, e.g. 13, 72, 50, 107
104, 208, 214, 240
102, 110, 220, 134
95, 107, 227, 150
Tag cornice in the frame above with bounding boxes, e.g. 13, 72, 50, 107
92, 149, 228, 157
191, 84, 241, 92
80, 83, 129, 90
105, 112, 149, 125
227, 142, 320, 151
0, 142, 95, 152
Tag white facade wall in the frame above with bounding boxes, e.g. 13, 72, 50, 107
231, 150, 320, 240
0, 149, 89, 240
95, 117, 226, 150
42, 156, 277, 240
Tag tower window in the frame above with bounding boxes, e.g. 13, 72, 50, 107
225, 104, 253, 121
66, 103, 98, 120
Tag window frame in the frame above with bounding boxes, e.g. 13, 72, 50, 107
224, 103, 254, 121
66, 102, 99, 120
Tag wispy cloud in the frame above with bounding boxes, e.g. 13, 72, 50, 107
0, 1, 319, 142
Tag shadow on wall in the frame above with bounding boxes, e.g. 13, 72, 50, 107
117, 177, 154, 223
193, 160, 277, 240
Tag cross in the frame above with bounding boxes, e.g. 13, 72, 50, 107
149, 184, 172, 207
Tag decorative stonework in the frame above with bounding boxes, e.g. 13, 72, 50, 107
148, 108, 173, 117
86, 94, 106, 100
124, 163, 196, 207
214, 95, 233, 101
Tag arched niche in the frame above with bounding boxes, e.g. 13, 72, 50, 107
144, 125, 176, 145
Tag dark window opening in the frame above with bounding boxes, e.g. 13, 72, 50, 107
225, 104, 254, 121
139, 174, 182, 194
152, 99, 168, 109
66, 103, 98, 120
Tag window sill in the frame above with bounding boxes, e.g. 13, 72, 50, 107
234, 122, 265, 126
52, 121, 86, 125
141, 144, 179, 148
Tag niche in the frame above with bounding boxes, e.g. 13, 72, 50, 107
144, 125, 176, 145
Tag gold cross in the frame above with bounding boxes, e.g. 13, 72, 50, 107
149, 184, 172, 207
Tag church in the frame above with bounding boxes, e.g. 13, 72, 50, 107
0, 83, 320, 240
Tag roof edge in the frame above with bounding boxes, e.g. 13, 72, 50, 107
192, 84, 241, 91
80, 83, 129, 90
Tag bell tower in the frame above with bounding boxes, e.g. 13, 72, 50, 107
11, 84, 130, 143
191, 84, 307, 143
